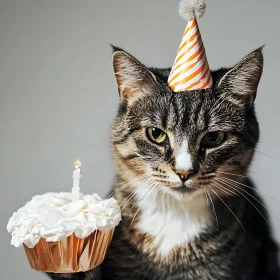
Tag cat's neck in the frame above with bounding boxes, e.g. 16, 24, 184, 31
116, 176, 213, 257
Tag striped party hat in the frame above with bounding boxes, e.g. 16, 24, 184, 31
168, 0, 213, 92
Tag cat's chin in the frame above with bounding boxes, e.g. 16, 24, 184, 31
171, 186, 197, 194
161, 184, 201, 201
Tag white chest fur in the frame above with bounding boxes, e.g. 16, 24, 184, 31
136, 190, 212, 257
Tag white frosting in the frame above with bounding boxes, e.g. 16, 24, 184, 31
7, 192, 121, 248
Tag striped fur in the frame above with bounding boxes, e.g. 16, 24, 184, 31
47, 47, 279, 280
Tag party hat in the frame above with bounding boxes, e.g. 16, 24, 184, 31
168, 0, 213, 92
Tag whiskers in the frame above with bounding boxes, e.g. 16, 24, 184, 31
108, 173, 151, 199
216, 176, 280, 204
148, 186, 162, 216
205, 175, 280, 233
211, 181, 240, 197
215, 177, 271, 227
216, 171, 248, 178
120, 177, 153, 212
203, 187, 219, 228
129, 183, 159, 229
209, 186, 247, 233
256, 150, 279, 161
108, 173, 159, 228
109, 173, 163, 229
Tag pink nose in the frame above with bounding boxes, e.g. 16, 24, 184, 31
175, 169, 194, 182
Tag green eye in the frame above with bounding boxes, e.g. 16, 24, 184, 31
147, 127, 167, 144
202, 131, 225, 147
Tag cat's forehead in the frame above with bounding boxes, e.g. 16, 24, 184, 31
140, 89, 215, 123
172, 89, 213, 108
164, 90, 215, 135
129, 88, 244, 137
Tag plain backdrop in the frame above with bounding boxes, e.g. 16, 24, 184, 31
1, 0, 280, 279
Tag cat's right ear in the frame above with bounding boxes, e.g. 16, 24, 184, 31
112, 47, 158, 104
217, 48, 264, 106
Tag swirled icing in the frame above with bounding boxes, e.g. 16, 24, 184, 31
7, 192, 121, 248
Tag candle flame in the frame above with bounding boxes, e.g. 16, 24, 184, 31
74, 160, 81, 169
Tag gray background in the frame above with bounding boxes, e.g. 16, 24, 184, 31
1, 0, 279, 279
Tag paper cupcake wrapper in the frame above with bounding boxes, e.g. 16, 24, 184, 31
23, 229, 114, 273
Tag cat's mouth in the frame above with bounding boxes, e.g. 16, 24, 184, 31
159, 180, 198, 195
154, 179, 200, 196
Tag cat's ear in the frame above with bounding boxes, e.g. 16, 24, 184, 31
217, 48, 263, 105
112, 47, 158, 104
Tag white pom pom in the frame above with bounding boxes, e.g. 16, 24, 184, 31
178, 0, 206, 21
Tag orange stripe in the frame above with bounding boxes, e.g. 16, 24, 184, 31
168, 46, 205, 85
174, 34, 201, 64
172, 44, 205, 75
178, 29, 199, 54
170, 45, 205, 81
185, 79, 201, 90
168, 61, 196, 85
185, 64, 209, 90
169, 48, 205, 85
180, 59, 208, 84
183, 19, 196, 36
200, 72, 212, 89
172, 59, 208, 89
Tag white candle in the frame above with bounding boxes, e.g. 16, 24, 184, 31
71, 160, 81, 201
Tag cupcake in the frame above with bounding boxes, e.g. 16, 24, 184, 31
7, 161, 121, 273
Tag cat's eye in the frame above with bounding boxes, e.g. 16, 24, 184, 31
146, 127, 167, 144
202, 131, 225, 147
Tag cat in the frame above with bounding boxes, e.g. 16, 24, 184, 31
48, 46, 280, 280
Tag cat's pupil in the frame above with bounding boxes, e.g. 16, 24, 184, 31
208, 132, 218, 142
152, 128, 162, 139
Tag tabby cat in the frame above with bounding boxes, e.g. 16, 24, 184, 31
49, 46, 280, 280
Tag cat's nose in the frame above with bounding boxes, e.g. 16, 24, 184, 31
175, 169, 194, 182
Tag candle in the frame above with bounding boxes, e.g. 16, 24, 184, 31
71, 160, 81, 201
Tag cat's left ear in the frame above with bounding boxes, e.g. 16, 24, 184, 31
112, 47, 159, 104
217, 48, 263, 105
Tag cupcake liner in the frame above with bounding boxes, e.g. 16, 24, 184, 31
23, 229, 114, 273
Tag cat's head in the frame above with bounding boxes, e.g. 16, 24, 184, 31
111, 46, 263, 200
